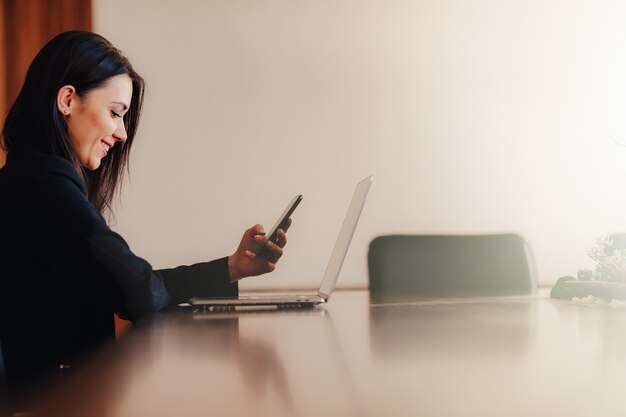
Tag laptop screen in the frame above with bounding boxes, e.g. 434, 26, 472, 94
318, 176, 373, 299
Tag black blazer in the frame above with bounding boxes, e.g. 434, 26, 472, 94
0, 152, 237, 391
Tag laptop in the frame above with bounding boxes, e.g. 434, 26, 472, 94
189, 175, 373, 308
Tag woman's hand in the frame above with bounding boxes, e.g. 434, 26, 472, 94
228, 220, 292, 282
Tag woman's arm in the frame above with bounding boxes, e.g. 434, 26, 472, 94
33, 155, 170, 322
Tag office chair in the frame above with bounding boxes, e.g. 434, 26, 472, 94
368, 234, 537, 296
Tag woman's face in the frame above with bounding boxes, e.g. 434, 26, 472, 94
61, 74, 133, 170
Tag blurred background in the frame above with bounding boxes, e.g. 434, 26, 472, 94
2, 0, 626, 290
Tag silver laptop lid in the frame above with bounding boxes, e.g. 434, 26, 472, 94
318, 176, 373, 300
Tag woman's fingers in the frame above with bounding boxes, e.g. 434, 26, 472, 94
275, 228, 288, 248
261, 240, 284, 263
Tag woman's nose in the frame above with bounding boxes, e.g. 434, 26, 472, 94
114, 120, 127, 142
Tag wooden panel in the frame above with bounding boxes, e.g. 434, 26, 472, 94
114, 315, 132, 339
3, 0, 92, 113
5, 0, 43, 107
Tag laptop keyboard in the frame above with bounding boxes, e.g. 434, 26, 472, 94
239, 295, 310, 301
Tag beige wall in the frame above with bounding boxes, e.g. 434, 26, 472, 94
94, 0, 626, 290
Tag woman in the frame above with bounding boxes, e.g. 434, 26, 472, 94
0, 31, 289, 391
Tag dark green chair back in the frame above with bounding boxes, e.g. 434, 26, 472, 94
368, 234, 537, 296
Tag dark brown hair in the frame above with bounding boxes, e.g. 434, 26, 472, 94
2, 31, 145, 214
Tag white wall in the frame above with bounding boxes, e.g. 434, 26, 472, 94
94, 0, 626, 290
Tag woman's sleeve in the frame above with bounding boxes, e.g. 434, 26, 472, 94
158, 258, 238, 305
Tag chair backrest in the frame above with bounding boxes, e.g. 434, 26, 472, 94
368, 234, 537, 296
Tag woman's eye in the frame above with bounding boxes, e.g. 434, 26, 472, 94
111, 110, 122, 118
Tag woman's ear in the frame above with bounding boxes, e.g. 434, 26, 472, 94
56, 85, 77, 116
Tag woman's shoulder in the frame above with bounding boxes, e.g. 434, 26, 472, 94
4, 152, 85, 190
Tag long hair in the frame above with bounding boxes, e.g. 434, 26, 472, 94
1, 31, 145, 215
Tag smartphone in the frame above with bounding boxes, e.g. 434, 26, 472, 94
256, 194, 303, 257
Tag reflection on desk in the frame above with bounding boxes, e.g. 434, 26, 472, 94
16, 290, 626, 417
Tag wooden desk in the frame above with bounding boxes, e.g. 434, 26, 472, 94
22, 290, 626, 416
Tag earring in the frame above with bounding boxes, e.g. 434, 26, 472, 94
63, 109, 69, 115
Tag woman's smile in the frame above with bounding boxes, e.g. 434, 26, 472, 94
101, 139, 114, 156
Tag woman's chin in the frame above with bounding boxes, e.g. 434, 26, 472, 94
83, 158, 102, 171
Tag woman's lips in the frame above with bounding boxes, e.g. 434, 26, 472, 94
101, 140, 111, 156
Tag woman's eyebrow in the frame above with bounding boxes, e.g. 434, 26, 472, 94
112, 101, 129, 110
